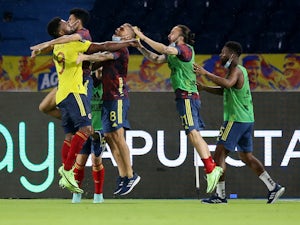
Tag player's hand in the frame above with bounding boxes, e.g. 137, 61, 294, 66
132, 26, 146, 41
30, 49, 41, 58
196, 81, 205, 92
193, 63, 207, 76
129, 38, 142, 48
76, 53, 85, 64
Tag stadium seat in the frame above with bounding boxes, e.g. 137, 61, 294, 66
257, 32, 288, 53
196, 33, 225, 54
234, 11, 266, 36
0, 39, 30, 55
287, 32, 300, 53
265, 10, 297, 35
227, 33, 257, 53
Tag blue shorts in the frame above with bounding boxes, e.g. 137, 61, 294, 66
175, 97, 205, 135
217, 121, 254, 152
57, 93, 91, 134
80, 131, 106, 157
83, 75, 94, 103
102, 98, 130, 133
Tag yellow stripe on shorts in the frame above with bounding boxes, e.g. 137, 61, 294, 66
185, 99, 194, 126
221, 121, 233, 141
74, 93, 86, 116
117, 99, 123, 124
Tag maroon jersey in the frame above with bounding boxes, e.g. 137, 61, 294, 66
76, 28, 92, 76
176, 44, 192, 62
76, 28, 92, 41
102, 47, 129, 100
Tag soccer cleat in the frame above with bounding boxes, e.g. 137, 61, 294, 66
119, 173, 141, 196
93, 193, 104, 203
267, 184, 285, 204
72, 193, 82, 203
58, 166, 83, 194
206, 166, 223, 193
58, 166, 78, 188
113, 176, 125, 195
59, 178, 83, 194
201, 194, 228, 204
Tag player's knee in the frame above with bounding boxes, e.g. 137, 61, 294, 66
75, 161, 85, 170
79, 126, 93, 137
92, 163, 103, 171
38, 102, 47, 113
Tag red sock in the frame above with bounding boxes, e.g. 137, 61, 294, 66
64, 131, 88, 171
92, 165, 105, 194
73, 162, 85, 188
61, 140, 71, 164
201, 156, 216, 174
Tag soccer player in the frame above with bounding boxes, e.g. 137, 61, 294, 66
71, 67, 106, 203
132, 25, 223, 193
46, 17, 138, 194
32, 8, 92, 120
77, 23, 141, 196
193, 41, 285, 204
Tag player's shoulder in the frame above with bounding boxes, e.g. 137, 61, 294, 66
76, 28, 92, 41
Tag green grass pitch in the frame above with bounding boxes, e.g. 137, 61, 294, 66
0, 199, 299, 225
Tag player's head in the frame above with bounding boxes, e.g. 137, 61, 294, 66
47, 17, 72, 38
68, 8, 90, 31
114, 23, 135, 40
168, 25, 195, 46
220, 41, 242, 67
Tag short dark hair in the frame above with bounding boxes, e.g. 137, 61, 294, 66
69, 8, 90, 27
225, 41, 243, 56
47, 17, 62, 38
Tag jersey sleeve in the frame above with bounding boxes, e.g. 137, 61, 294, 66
176, 44, 192, 62
76, 40, 92, 53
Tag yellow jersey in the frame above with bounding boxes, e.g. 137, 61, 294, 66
53, 40, 91, 104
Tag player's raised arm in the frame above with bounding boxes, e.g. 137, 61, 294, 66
136, 43, 167, 64
133, 26, 178, 55
30, 33, 82, 51
86, 39, 138, 54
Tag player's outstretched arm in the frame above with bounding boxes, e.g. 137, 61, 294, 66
197, 81, 223, 95
87, 39, 138, 54
133, 26, 178, 55
30, 33, 82, 57
30, 45, 54, 58
194, 63, 238, 89
76, 52, 114, 65
137, 44, 167, 64
30, 33, 82, 51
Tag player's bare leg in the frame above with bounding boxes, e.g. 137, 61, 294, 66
39, 87, 61, 119
188, 130, 223, 193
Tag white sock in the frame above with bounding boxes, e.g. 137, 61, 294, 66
216, 181, 226, 199
259, 171, 276, 191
